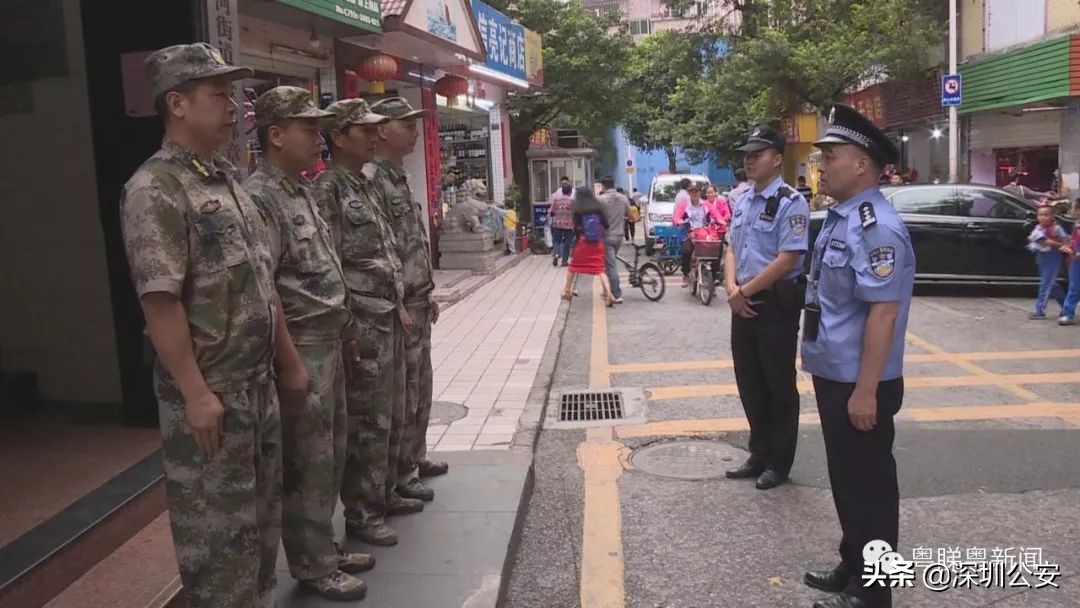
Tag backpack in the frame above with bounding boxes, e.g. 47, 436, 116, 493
628, 205, 641, 223
582, 213, 604, 243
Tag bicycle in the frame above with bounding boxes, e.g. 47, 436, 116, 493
615, 243, 666, 302
686, 232, 725, 306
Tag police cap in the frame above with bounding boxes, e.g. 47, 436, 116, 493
814, 103, 899, 167
737, 124, 786, 154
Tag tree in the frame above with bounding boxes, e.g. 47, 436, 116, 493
622, 31, 707, 172
675, 0, 944, 163
501, 0, 632, 200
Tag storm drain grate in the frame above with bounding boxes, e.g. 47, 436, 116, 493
558, 391, 624, 422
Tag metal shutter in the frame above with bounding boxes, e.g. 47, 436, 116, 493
969, 110, 1062, 149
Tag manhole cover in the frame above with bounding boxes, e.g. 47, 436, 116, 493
430, 402, 468, 425
559, 391, 623, 422
630, 440, 748, 480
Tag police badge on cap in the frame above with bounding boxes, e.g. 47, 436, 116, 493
814, 103, 899, 167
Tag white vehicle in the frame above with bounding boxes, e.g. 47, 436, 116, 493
643, 173, 711, 255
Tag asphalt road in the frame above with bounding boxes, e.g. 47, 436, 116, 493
504, 243, 1080, 608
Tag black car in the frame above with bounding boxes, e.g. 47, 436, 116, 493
808, 184, 1075, 284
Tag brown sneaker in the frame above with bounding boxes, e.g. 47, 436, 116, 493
397, 478, 435, 502
418, 460, 449, 478
345, 520, 399, 546
387, 494, 425, 516
301, 570, 367, 601
335, 543, 376, 574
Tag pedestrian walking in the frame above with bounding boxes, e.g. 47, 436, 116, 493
801, 103, 916, 608
598, 176, 631, 304
120, 43, 311, 608
314, 98, 424, 549
550, 176, 576, 266
723, 124, 809, 491
1026, 204, 1068, 320
244, 86, 372, 601
563, 188, 615, 305
1059, 199, 1080, 325
626, 194, 641, 242
369, 96, 449, 506
796, 175, 814, 198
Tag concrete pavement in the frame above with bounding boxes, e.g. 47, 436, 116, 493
506, 243, 1080, 608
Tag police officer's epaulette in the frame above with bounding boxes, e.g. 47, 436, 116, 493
858, 201, 877, 228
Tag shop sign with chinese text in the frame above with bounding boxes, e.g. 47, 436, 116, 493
845, 84, 886, 129
205, 0, 246, 175
471, 0, 526, 80
276, 0, 382, 33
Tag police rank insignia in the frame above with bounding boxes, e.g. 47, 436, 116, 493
858, 202, 877, 228
868, 245, 896, 279
789, 215, 807, 236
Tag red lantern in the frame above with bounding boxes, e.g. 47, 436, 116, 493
434, 75, 469, 106
356, 54, 399, 94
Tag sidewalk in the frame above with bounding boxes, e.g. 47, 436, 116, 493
278, 255, 569, 608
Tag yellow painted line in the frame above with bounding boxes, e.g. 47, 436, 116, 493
615, 402, 1080, 438
647, 372, 1080, 401
590, 278, 610, 388
608, 349, 1080, 375
906, 332, 1043, 401
578, 427, 626, 608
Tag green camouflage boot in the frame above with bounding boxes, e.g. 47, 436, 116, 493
335, 543, 376, 574
346, 518, 399, 546
398, 478, 434, 502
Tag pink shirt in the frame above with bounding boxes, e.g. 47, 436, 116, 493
672, 199, 726, 229
707, 196, 732, 233
549, 190, 575, 230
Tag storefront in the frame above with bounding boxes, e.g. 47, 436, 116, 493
960, 32, 1080, 194
779, 112, 819, 195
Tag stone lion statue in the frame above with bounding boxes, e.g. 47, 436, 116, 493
444, 179, 493, 233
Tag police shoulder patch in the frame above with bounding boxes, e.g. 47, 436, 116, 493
868, 245, 896, 279
859, 202, 877, 228
789, 214, 807, 236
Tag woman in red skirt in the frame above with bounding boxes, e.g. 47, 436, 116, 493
563, 188, 616, 306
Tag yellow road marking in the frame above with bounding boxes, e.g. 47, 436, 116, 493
614, 402, 1080, 438
906, 332, 1043, 401
590, 279, 610, 388
608, 349, 1080, 375
578, 427, 626, 608
646, 372, 1080, 401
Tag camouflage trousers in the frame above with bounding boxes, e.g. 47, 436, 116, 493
155, 367, 282, 608
341, 308, 406, 526
281, 341, 347, 581
399, 300, 434, 484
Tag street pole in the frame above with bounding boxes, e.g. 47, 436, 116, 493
949, 0, 959, 183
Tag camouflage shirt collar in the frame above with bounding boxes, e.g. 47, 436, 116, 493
329, 162, 367, 190
162, 139, 233, 182
256, 160, 305, 195
375, 157, 408, 184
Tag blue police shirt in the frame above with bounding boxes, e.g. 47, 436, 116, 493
801, 186, 916, 383
729, 176, 810, 285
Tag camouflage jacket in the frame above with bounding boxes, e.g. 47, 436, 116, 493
120, 140, 277, 391
313, 163, 404, 318
372, 159, 434, 303
244, 162, 350, 345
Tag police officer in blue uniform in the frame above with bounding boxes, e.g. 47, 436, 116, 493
801, 104, 915, 608
724, 125, 810, 490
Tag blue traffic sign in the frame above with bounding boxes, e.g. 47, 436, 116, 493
941, 73, 962, 107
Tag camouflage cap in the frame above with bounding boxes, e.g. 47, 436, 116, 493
144, 43, 253, 99
370, 96, 428, 120
253, 86, 334, 127
323, 98, 389, 131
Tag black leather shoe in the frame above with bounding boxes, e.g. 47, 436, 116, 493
804, 565, 852, 593
755, 468, 787, 490
725, 460, 764, 479
812, 592, 871, 608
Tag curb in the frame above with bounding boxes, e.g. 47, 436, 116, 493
496, 292, 573, 608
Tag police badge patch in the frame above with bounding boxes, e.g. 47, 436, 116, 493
789, 215, 807, 236
868, 245, 896, 279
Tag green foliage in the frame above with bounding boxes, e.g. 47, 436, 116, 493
673, 0, 944, 163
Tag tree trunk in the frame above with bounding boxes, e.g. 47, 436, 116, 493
665, 145, 678, 173
510, 127, 534, 222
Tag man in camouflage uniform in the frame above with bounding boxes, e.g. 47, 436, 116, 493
369, 97, 448, 503
120, 44, 310, 608
244, 86, 374, 601
313, 98, 424, 547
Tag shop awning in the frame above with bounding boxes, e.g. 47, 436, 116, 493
239, 0, 382, 36
341, 0, 486, 69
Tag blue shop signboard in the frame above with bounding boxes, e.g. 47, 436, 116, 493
471, 0, 526, 80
